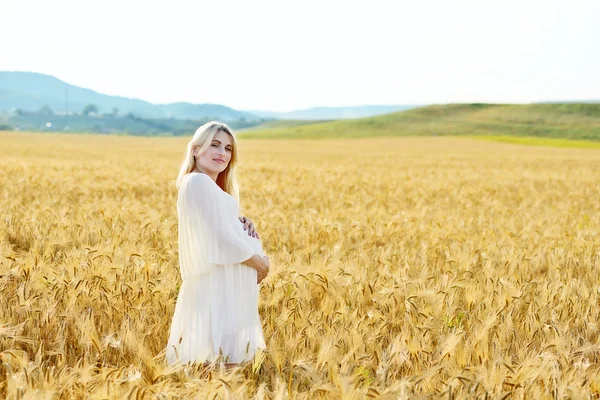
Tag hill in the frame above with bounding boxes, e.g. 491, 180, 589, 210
238, 103, 600, 140
245, 105, 420, 120
0, 71, 259, 122
237, 119, 332, 131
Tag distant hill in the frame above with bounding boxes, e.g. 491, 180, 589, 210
246, 105, 420, 120
536, 100, 600, 104
237, 119, 333, 131
0, 71, 424, 126
0, 71, 259, 122
158, 102, 254, 121
238, 103, 600, 140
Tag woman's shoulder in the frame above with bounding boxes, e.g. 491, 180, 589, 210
184, 172, 214, 187
182, 172, 223, 197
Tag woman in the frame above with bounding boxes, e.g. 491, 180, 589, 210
165, 121, 270, 367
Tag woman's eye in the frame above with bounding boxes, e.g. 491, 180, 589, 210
211, 144, 218, 147
226, 148, 232, 152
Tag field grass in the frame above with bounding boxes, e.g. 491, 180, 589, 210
1, 131, 600, 398
238, 103, 600, 141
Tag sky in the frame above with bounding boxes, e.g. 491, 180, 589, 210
2, 0, 599, 112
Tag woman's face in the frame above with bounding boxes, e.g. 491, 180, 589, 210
193, 130, 234, 175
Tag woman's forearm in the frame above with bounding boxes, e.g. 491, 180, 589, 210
242, 254, 266, 271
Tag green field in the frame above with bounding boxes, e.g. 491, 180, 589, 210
471, 135, 600, 148
238, 103, 600, 143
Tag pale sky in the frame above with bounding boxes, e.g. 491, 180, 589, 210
2, 0, 599, 112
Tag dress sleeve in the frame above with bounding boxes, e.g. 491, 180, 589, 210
179, 173, 255, 267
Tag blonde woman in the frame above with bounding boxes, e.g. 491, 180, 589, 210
165, 121, 270, 367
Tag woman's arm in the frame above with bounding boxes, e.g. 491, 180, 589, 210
182, 174, 256, 265
242, 253, 270, 283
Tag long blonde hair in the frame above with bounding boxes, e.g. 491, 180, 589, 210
176, 121, 242, 202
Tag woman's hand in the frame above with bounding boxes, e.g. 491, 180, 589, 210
257, 255, 270, 284
239, 216, 260, 239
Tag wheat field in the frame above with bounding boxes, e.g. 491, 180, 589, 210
1, 131, 599, 399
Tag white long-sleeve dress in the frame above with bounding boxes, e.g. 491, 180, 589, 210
165, 172, 266, 365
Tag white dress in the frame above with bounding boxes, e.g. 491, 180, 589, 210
165, 172, 266, 365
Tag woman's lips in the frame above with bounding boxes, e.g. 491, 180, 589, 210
214, 159, 225, 163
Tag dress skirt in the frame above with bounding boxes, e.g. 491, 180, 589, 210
165, 235, 267, 365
